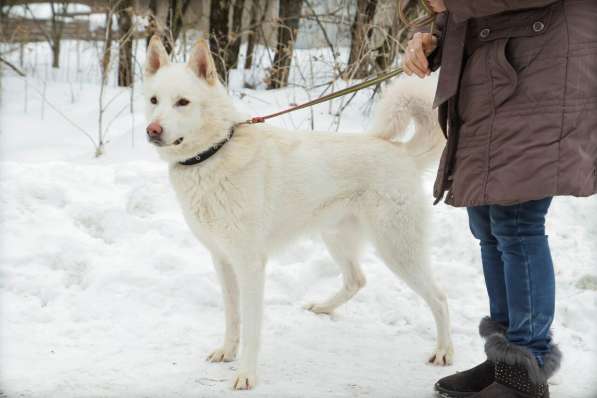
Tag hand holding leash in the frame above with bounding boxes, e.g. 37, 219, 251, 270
398, 0, 438, 78
403, 32, 437, 78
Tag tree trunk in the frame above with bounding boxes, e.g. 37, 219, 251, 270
374, 4, 399, 74
164, 0, 192, 54
243, 0, 259, 70
51, 39, 60, 68
98, 10, 114, 157
145, 0, 158, 49
226, 0, 246, 71
101, 10, 113, 84
49, 1, 65, 68
209, 0, 233, 83
346, 0, 378, 79
374, 33, 395, 73
267, 0, 303, 90
117, 1, 133, 87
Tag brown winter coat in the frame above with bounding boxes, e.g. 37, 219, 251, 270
429, 0, 597, 207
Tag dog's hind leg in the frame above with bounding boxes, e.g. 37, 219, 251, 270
207, 255, 240, 363
305, 217, 366, 315
368, 206, 454, 366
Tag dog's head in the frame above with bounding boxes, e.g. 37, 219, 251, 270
143, 36, 236, 163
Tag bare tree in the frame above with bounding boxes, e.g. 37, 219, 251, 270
48, 1, 67, 68
97, 8, 114, 157
267, 0, 304, 89
164, 0, 192, 54
145, 0, 158, 48
226, 0, 246, 71
244, 0, 272, 70
244, 0, 260, 70
117, 0, 133, 87
346, 0, 377, 79
25, 1, 68, 68
0, 55, 26, 76
373, 0, 401, 73
208, 0, 232, 82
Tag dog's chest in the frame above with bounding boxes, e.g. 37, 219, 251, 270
169, 166, 245, 238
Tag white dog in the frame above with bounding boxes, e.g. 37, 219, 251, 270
143, 37, 453, 390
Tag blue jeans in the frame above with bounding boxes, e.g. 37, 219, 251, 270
467, 197, 555, 363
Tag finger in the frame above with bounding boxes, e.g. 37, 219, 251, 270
403, 62, 413, 76
408, 42, 430, 75
406, 57, 426, 78
406, 50, 427, 77
422, 33, 438, 55
402, 50, 414, 74
414, 46, 430, 74
403, 55, 415, 76
406, 37, 420, 53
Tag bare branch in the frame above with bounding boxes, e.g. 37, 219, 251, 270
0, 55, 26, 76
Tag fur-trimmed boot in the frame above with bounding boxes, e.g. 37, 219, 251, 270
470, 334, 562, 398
435, 317, 506, 397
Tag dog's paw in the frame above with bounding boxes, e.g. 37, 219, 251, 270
428, 346, 454, 366
303, 302, 333, 315
206, 347, 236, 363
232, 371, 256, 390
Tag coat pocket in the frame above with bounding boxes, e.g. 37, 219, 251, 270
478, 3, 556, 74
491, 38, 519, 108
504, 27, 552, 74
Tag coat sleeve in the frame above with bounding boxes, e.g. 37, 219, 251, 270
443, 0, 559, 22
428, 12, 447, 72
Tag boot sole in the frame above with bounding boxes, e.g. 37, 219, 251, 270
434, 384, 477, 398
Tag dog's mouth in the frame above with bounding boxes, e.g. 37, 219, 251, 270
149, 137, 184, 147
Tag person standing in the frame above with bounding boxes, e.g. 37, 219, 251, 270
403, 1, 597, 397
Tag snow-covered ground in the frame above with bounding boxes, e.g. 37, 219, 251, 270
1, 42, 596, 398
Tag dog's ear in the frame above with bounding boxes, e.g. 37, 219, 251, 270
187, 39, 218, 85
145, 35, 170, 76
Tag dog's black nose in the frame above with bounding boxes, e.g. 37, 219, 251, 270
146, 122, 163, 139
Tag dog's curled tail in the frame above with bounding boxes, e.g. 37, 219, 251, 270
370, 77, 444, 172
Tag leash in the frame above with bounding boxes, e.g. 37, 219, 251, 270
243, 0, 436, 126
243, 66, 405, 125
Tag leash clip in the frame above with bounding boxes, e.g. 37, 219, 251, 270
249, 116, 266, 124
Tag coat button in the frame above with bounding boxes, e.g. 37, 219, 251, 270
533, 21, 545, 32
479, 28, 491, 39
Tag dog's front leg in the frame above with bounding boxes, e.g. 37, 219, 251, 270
207, 256, 240, 362
231, 258, 266, 390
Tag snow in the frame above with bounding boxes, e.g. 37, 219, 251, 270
4, 4, 92, 20
1, 41, 596, 398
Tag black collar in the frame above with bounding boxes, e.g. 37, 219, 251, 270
178, 125, 236, 166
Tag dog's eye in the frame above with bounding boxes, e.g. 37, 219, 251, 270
176, 98, 190, 107
150, 96, 158, 105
